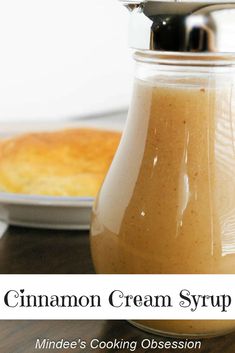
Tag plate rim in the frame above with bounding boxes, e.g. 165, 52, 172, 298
0, 192, 94, 207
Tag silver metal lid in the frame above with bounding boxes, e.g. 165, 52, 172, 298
120, 1, 235, 53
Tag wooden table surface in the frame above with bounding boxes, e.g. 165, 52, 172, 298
0, 226, 234, 353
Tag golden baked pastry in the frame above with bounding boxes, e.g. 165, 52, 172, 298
0, 128, 121, 197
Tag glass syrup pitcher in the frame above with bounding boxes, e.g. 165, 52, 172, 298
90, 0, 235, 337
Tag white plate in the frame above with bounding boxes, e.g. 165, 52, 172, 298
0, 111, 126, 229
0, 193, 94, 230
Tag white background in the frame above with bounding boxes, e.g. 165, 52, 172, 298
0, 0, 132, 122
